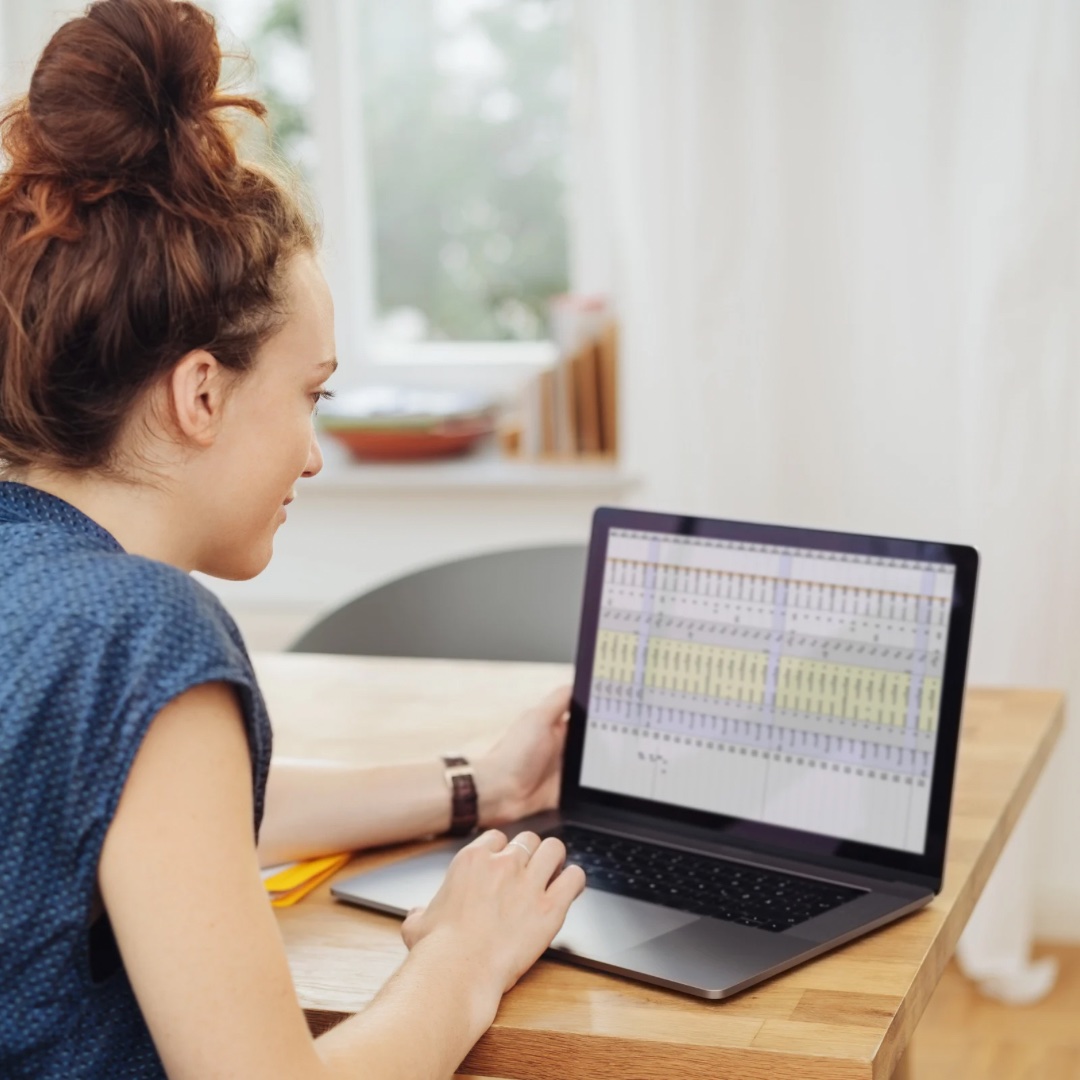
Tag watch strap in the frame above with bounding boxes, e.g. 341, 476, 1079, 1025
441, 754, 478, 836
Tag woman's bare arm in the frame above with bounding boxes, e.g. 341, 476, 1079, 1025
257, 757, 478, 867
98, 681, 582, 1080
256, 685, 572, 867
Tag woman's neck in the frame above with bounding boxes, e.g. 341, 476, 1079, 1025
12, 468, 200, 572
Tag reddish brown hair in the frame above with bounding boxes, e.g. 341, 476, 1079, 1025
0, 0, 317, 472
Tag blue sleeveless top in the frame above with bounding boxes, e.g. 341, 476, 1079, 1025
0, 481, 273, 1078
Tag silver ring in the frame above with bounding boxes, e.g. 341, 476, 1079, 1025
506, 838, 534, 858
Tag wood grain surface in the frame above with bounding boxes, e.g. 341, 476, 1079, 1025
254, 653, 1063, 1080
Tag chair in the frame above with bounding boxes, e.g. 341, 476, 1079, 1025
289, 544, 588, 663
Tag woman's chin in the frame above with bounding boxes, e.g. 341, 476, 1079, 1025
198, 540, 274, 582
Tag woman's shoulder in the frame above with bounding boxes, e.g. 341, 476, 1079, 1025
7, 539, 241, 653
0, 496, 269, 802
0, 544, 272, 828
101, 555, 252, 685
79, 549, 236, 632
73, 554, 255, 703
2, 544, 259, 747
0, 484, 238, 645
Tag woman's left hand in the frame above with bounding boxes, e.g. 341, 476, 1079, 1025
472, 684, 572, 827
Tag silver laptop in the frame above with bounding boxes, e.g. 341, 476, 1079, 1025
333, 506, 979, 1000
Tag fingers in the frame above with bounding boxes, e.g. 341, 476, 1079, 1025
401, 904, 426, 949
461, 826, 585, 906
497, 833, 584, 899
467, 829, 509, 854
546, 861, 587, 909
539, 684, 572, 719
520, 836, 588, 919
525, 835, 570, 887
500, 830, 541, 863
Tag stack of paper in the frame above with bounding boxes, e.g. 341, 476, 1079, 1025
260, 853, 350, 908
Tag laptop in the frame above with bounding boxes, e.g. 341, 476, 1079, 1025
332, 506, 979, 1000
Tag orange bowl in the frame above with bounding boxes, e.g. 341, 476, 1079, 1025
326, 417, 493, 461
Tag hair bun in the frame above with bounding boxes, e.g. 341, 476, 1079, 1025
26, 0, 251, 183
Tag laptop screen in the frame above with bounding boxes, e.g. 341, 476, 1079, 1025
579, 525, 957, 856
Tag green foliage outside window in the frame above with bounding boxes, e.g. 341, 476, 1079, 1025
246, 0, 571, 343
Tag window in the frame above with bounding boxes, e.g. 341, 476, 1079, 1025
214, 0, 572, 356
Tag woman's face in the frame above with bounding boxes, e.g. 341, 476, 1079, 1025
193, 253, 335, 580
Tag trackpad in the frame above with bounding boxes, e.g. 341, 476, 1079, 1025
333, 849, 457, 915
333, 851, 697, 959
553, 889, 697, 956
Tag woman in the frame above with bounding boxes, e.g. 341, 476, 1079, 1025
0, 1, 585, 1076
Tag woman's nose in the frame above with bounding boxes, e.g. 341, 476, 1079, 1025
302, 428, 324, 478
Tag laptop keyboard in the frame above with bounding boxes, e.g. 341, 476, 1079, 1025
548, 824, 864, 934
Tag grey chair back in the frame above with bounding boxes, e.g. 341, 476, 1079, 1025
289, 544, 588, 663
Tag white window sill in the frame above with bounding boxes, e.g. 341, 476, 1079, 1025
346, 340, 557, 402
307, 434, 639, 495
367, 339, 557, 367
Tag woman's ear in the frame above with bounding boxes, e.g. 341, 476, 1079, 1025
166, 350, 228, 448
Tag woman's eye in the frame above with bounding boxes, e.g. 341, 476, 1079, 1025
311, 389, 335, 413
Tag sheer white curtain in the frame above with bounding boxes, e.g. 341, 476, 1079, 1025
573, 0, 1080, 1001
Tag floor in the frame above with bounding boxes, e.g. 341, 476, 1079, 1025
913, 945, 1080, 1079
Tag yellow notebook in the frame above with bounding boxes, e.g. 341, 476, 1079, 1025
261, 853, 350, 908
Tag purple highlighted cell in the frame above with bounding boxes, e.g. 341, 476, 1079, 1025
762, 553, 792, 710
629, 539, 662, 723
903, 568, 936, 750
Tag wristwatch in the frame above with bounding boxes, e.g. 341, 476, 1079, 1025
440, 754, 478, 836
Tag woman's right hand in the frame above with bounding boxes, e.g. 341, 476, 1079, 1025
401, 830, 586, 997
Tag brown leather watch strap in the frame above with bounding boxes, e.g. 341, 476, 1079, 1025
441, 754, 478, 836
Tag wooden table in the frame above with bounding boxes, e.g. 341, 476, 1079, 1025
253, 653, 1064, 1080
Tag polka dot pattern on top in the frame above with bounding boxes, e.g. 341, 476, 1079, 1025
0, 481, 272, 1078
